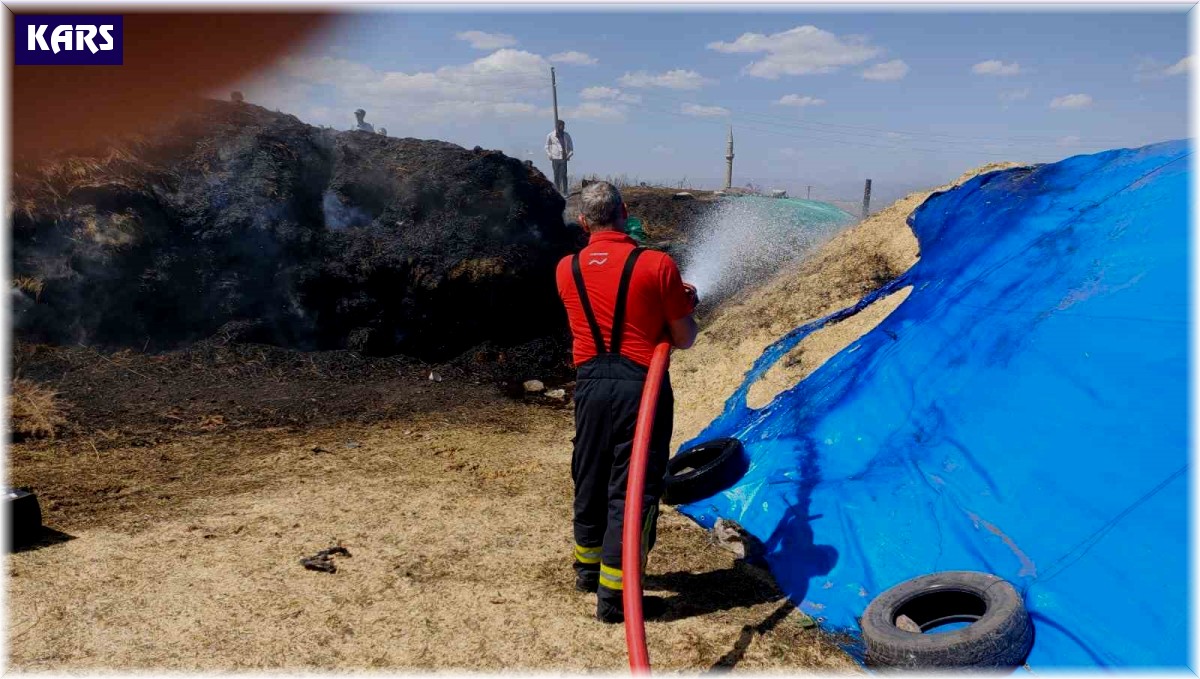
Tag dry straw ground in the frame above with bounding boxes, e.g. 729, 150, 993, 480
10, 395, 856, 671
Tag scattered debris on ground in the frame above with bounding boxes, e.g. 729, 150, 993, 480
300, 543, 353, 574
710, 518, 766, 564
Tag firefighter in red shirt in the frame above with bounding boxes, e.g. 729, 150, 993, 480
556, 181, 699, 623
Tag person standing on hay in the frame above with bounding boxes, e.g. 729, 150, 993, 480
556, 181, 699, 623
352, 108, 375, 133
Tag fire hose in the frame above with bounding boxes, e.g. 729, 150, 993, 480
622, 341, 672, 675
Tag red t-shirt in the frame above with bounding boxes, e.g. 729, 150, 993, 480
556, 231, 694, 368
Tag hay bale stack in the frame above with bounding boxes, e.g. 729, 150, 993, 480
12, 100, 576, 360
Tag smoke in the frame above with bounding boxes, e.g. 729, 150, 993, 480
680, 196, 855, 303
322, 190, 371, 230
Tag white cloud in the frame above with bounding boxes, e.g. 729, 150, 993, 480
1135, 55, 1191, 81
455, 30, 518, 50
581, 86, 619, 100
564, 102, 627, 122
550, 51, 597, 65
777, 94, 826, 107
707, 25, 883, 79
681, 103, 730, 117
1058, 135, 1081, 147
652, 145, 673, 155
1164, 55, 1191, 76
1050, 93, 1093, 109
972, 60, 1021, 76
403, 100, 541, 122
490, 102, 540, 116
269, 50, 553, 126
861, 59, 909, 81
999, 88, 1030, 104
283, 50, 550, 99
619, 69, 714, 90
568, 86, 643, 122
580, 86, 641, 104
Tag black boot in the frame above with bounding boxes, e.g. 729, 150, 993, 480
596, 593, 668, 624
576, 568, 599, 593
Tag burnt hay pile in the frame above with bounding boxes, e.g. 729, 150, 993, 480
12, 100, 576, 360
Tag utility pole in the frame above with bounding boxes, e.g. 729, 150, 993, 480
724, 126, 734, 190
550, 67, 566, 194
807, 185, 812, 200
862, 179, 873, 218
551, 66, 561, 141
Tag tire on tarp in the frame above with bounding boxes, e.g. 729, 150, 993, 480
861, 570, 1034, 669
663, 437, 748, 505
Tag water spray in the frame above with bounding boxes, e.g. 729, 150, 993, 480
680, 196, 855, 303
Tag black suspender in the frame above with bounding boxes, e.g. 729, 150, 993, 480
571, 247, 645, 356
571, 254, 608, 354
610, 248, 644, 355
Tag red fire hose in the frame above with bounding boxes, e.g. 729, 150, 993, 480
622, 341, 672, 675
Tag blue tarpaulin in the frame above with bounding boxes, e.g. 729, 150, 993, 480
679, 140, 1190, 668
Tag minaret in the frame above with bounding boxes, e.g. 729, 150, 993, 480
724, 126, 735, 190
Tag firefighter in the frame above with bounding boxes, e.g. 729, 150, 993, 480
555, 181, 699, 623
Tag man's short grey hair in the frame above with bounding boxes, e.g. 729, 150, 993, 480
581, 181, 623, 227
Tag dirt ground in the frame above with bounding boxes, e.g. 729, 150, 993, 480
8, 342, 857, 672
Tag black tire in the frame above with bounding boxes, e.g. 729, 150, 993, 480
8, 488, 43, 550
861, 571, 1034, 669
662, 437, 748, 505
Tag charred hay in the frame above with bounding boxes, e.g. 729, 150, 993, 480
12, 100, 577, 360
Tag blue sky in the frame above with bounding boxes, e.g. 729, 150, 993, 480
234, 9, 1190, 207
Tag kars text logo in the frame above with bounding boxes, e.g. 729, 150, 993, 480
15, 15, 123, 66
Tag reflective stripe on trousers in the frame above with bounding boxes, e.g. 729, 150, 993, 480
593, 504, 659, 592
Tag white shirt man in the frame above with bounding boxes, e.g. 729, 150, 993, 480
545, 126, 574, 161
545, 120, 574, 195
